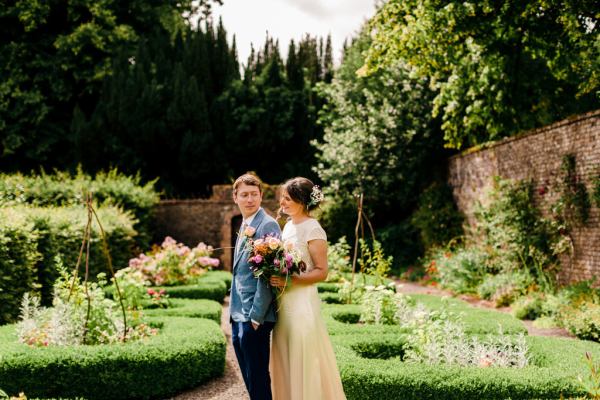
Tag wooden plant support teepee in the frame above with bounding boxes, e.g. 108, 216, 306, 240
67, 192, 128, 344
347, 193, 376, 304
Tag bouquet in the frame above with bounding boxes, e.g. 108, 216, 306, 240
246, 234, 306, 291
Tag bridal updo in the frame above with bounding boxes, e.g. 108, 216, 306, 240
281, 177, 324, 213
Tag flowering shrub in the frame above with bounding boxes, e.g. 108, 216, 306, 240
146, 288, 169, 309
560, 302, 600, 342
477, 270, 535, 307
16, 264, 157, 346
429, 247, 487, 294
123, 236, 220, 286
360, 283, 401, 325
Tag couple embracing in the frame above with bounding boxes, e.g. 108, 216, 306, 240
229, 173, 346, 400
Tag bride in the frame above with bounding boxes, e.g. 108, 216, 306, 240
269, 177, 346, 400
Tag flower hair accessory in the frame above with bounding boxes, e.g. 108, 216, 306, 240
307, 185, 324, 208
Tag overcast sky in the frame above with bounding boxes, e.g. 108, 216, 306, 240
204, 0, 377, 67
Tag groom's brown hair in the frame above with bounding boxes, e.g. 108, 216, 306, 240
233, 173, 263, 195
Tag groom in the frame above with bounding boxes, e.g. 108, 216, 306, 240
230, 173, 280, 400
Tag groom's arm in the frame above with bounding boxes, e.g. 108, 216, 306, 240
249, 220, 281, 326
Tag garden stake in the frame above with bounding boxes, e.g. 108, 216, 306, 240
349, 193, 363, 304
91, 198, 128, 341
68, 192, 128, 343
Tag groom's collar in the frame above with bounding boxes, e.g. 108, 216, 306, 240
243, 209, 260, 226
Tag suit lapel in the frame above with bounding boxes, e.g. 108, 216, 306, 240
234, 208, 266, 270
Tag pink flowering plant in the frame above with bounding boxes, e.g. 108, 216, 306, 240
146, 288, 169, 309
246, 234, 306, 292
123, 236, 220, 286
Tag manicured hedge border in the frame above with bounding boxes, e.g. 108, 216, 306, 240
154, 280, 227, 303
332, 334, 598, 399
152, 271, 233, 303
322, 294, 527, 336
143, 299, 222, 323
319, 296, 600, 399
0, 316, 225, 399
199, 270, 232, 290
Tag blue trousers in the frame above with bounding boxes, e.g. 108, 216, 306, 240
231, 320, 275, 400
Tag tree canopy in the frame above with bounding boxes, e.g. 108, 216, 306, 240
363, 0, 599, 149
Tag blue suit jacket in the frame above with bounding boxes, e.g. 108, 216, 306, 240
229, 208, 281, 324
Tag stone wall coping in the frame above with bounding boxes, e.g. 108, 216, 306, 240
450, 108, 600, 160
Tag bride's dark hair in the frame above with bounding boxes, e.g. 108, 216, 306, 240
279, 177, 321, 218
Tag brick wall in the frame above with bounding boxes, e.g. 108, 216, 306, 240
153, 185, 280, 271
448, 110, 600, 283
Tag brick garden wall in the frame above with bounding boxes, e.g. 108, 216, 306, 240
448, 109, 600, 283
153, 185, 280, 271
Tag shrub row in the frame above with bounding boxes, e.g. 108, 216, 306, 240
0, 316, 225, 399
143, 299, 222, 323
332, 333, 596, 399
152, 270, 233, 303
0, 206, 136, 324
0, 169, 160, 249
320, 298, 600, 399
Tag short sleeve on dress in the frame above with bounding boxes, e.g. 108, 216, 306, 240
307, 221, 327, 242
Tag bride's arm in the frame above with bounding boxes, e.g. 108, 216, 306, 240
270, 239, 328, 287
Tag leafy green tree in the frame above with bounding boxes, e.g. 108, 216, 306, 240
314, 28, 451, 268
315, 31, 444, 219
363, 0, 599, 149
0, 0, 219, 171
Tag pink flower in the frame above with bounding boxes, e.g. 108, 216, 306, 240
162, 236, 177, 247
253, 255, 263, 264
244, 226, 256, 237
274, 259, 280, 266
285, 253, 293, 264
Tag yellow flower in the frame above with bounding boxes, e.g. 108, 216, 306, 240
267, 236, 281, 250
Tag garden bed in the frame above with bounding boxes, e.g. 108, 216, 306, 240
0, 316, 225, 399
150, 270, 232, 303
320, 295, 600, 399
143, 298, 222, 323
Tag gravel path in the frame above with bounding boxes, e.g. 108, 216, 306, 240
171, 297, 249, 400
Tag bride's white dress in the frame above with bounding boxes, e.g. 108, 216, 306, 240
270, 218, 346, 400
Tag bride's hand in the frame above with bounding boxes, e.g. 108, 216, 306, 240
270, 276, 288, 288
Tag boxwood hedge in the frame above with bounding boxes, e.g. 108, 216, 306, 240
319, 296, 600, 399
0, 169, 159, 249
0, 206, 136, 323
332, 334, 598, 399
0, 316, 225, 399
152, 270, 233, 303
143, 298, 222, 323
